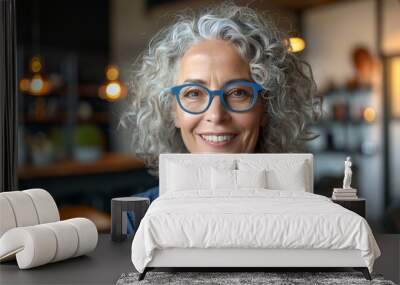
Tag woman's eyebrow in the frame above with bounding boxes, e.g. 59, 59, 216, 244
182, 78, 252, 85
183, 79, 207, 84
223, 78, 253, 85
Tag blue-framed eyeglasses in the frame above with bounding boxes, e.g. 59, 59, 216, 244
166, 80, 265, 114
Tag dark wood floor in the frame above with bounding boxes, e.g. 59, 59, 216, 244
0, 234, 398, 284
374, 234, 400, 284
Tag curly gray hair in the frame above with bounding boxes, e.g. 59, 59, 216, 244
121, 2, 320, 172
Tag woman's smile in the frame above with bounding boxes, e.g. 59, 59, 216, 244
198, 133, 238, 147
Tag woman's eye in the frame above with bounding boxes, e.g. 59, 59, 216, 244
183, 90, 200, 98
227, 89, 249, 98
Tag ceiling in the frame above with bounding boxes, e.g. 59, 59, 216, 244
146, 0, 347, 11
267, 0, 345, 10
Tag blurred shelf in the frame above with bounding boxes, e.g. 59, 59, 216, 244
78, 112, 109, 124
311, 120, 375, 127
21, 113, 68, 124
79, 84, 101, 98
21, 112, 110, 125
59, 205, 111, 233
20, 85, 68, 97
18, 153, 145, 180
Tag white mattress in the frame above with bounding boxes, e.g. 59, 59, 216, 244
131, 190, 380, 273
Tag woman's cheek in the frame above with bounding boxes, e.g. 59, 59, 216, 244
234, 113, 263, 152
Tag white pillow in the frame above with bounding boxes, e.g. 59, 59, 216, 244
237, 169, 267, 189
211, 168, 236, 190
238, 159, 309, 191
167, 160, 235, 192
266, 167, 306, 191
211, 168, 267, 190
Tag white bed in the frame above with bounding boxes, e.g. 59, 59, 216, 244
131, 154, 380, 280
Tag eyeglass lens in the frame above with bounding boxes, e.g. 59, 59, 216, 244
178, 83, 255, 113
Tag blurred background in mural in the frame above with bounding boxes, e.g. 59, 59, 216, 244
16, 0, 400, 233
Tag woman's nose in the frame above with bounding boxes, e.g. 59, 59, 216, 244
204, 96, 231, 124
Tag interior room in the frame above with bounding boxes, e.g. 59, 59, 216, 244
1, 0, 399, 284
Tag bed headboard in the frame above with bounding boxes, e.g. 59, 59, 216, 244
159, 153, 314, 195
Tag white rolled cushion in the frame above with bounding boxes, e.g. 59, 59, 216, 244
211, 168, 236, 190
42, 221, 79, 262
236, 169, 267, 189
0, 218, 98, 269
0, 195, 17, 238
0, 191, 39, 227
23, 188, 60, 223
65, 218, 98, 257
167, 160, 235, 191
0, 226, 57, 269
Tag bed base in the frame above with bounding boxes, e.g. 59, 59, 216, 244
138, 267, 371, 281
354, 267, 372, 280
138, 248, 372, 281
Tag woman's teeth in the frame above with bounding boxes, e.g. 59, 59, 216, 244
200, 134, 235, 143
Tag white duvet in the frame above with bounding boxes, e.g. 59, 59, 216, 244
131, 190, 380, 273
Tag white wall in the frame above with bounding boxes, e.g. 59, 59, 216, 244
303, 0, 376, 90
383, 0, 400, 55
304, 0, 400, 90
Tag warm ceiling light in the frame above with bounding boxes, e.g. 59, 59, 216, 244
30, 56, 42, 73
30, 74, 44, 93
363, 106, 376, 123
288, 37, 305, 53
105, 82, 122, 99
106, 65, 119, 81
98, 65, 127, 102
19, 55, 52, 96
19, 78, 30, 92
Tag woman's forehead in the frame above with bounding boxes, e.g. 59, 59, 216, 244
176, 39, 251, 85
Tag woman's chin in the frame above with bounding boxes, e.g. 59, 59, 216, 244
187, 144, 238, 153
197, 148, 236, 153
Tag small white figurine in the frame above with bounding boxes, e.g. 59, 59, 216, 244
343, 156, 352, 189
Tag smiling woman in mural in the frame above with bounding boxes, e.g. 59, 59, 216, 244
120, 2, 320, 229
